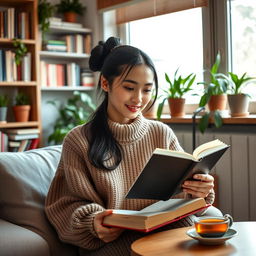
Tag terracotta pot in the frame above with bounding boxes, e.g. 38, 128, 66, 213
64, 12, 77, 23
142, 99, 157, 118
13, 105, 31, 122
168, 98, 185, 117
228, 94, 249, 117
208, 95, 227, 111
0, 107, 7, 123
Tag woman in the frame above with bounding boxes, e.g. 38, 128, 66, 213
45, 37, 216, 256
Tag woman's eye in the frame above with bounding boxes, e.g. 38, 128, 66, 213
124, 86, 134, 91
144, 89, 152, 93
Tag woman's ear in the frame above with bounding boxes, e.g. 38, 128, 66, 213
101, 76, 109, 92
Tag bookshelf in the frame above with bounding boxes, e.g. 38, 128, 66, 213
0, 0, 42, 151
39, 22, 95, 90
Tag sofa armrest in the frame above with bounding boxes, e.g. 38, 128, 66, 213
0, 219, 50, 256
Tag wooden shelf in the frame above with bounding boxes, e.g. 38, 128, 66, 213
0, 38, 36, 45
0, 81, 37, 87
0, 121, 39, 129
157, 114, 256, 125
40, 51, 90, 59
41, 86, 94, 91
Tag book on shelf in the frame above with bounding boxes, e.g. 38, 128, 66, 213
4, 128, 40, 135
7, 133, 39, 141
126, 139, 230, 201
0, 131, 8, 152
0, 7, 30, 39
103, 198, 209, 232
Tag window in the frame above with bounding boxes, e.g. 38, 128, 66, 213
228, 0, 256, 99
128, 8, 204, 104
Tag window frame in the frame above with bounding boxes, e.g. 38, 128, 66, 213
102, 0, 256, 114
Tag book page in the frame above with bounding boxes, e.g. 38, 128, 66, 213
193, 139, 228, 159
154, 148, 197, 161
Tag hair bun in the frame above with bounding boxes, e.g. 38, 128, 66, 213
89, 37, 121, 72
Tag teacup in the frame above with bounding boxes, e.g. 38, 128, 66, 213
194, 214, 233, 238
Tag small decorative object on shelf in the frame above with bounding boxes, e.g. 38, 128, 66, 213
0, 95, 9, 123
81, 69, 94, 87
13, 92, 31, 122
55, 0, 86, 23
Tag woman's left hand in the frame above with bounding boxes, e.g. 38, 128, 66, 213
182, 174, 214, 198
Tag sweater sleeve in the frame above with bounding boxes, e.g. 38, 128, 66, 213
45, 129, 106, 250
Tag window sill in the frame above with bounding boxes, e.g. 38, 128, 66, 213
154, 114, 256, 125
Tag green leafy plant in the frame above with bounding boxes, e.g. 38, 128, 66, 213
228, 72, 255, 95
56, 0, 86, 15
14, 92, 30, 106
38, 0, 55, 43
12, 39, 28, 65
198, 52, 229, 133
157, 68, 196, 119
0, 95, 9, 107
48, 91, 96, 144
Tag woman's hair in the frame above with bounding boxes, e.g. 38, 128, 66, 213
87, 37, 159, 171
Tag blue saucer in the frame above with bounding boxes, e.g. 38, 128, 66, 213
186, 228, 237, 245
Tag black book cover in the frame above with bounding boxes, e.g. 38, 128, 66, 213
126, 146, 229, 201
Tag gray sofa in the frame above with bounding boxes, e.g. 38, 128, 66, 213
0, 145, 78, 256
0, 145, 222, 256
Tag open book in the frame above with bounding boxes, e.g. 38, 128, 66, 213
126, 139, 229, 200
103, 198, 209, 232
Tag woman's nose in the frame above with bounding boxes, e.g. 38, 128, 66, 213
132, 91, 142, 103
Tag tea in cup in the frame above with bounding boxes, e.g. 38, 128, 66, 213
194, 214, 233, 238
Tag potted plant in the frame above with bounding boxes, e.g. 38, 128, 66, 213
55, 0, 86, 23
227, 72, 255, 117
157, 68, 196, 119
38, 0, 55, 45
13, 92, 31, 122
0, 95, 9, 123
48, 91, 95, 144
198, 52, 229, 133
13, 38, 28, 66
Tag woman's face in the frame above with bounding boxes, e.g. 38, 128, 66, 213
101, 64, 154, 124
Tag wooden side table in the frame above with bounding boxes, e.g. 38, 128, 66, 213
131, 222, 256, 256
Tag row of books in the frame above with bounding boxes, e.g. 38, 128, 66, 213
0, 49, 31, 82
40, 61, 94, 88
0, 7, 30, 39
0, 128, 39, 152
44, 34, 92, 54
49, 17, 83, 29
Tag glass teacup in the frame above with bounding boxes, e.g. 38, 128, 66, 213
194, 214, 233, 238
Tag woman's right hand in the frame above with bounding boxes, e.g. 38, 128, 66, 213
94, 210, 124, 243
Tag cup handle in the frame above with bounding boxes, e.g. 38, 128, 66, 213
224, 214, 233, 227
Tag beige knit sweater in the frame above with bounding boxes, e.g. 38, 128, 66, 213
45, 114, 214, 255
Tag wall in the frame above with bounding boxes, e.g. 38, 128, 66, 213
171, 123, 256, 222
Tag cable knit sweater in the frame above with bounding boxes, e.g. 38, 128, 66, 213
45, 114, 214, 255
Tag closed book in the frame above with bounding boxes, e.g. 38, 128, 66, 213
103, 198, 209, 232
126, 139, 230, 201
8, 133, 39, 141
4, 128, 40, 135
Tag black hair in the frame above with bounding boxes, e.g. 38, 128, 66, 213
87, 37, 159, 171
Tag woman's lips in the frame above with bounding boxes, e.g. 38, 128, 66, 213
126, 105, 141, 112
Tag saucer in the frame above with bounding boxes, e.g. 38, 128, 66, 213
186, 228, 237, 245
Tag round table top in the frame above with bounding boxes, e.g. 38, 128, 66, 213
131, 222, 256, 256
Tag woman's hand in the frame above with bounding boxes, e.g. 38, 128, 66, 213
94, 210, 124, 243
182, 174, 214, 198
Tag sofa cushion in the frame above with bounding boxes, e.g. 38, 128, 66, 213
0, 146, 77, 256
0, 219, 50, 256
